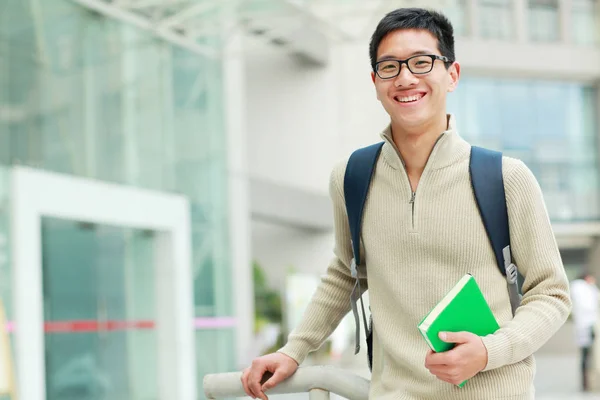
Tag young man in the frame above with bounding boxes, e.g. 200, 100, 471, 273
241, 8, 571, 400
570, 273, 599, 391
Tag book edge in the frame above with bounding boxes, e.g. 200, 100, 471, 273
418, 273, 473, 333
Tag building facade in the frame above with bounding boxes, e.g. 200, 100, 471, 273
1, 0, 600, 398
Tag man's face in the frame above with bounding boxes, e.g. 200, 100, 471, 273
371, 29, 460, 131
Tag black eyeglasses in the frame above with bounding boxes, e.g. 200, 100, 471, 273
374, 55, 451, 79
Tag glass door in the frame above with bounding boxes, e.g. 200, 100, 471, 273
42, 218, 157, 400
11, 166, 195, 400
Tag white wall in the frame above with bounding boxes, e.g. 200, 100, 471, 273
251, 220, 334, 291
244, 35, 388, 195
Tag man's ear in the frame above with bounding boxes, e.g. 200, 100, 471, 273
371, 71, 381, 101
447, 62, 460, 92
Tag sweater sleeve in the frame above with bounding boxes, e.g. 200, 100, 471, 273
277, 160, 365, 365
481, 159, 572, 371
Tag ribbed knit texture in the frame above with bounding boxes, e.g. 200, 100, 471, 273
278, 115, 571, 399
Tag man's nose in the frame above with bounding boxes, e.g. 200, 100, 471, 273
394, 63, 418, 87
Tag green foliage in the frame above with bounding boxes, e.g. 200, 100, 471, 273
253, 261, 286, 354
253, 261, 282, 329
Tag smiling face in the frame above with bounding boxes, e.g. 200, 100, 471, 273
371, 29, 460, 133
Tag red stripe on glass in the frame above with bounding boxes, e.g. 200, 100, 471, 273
44, 320, 156, 332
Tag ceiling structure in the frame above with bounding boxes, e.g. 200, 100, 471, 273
70, 0, 450, 63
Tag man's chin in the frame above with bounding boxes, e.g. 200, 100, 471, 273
392, 113, 429, 129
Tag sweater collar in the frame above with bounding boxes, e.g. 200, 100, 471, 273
379, 114, 471, 171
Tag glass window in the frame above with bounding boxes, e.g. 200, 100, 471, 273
441, 0, 468, 36
479, 0, 514, 40
2, 0, 231, 313
572, 0, 599, 45
196, 329, 236, 393
448, 77, 599, 222
528, 0, 560, 42
1, 0, 235, 391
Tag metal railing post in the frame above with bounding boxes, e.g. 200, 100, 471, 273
309, 388, 330, 399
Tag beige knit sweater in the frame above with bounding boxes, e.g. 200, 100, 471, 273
278, 115, 572, 399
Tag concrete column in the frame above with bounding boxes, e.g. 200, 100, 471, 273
559, 0, 573, 44
514, 0, 528, 43
596, 82, 600, 220
586, 237, 600, 278
222, 9, 254, 369
466, 0, 480, 38
587, 237, 600, 392
82, 40, 97, 179
121, 27, 139, 185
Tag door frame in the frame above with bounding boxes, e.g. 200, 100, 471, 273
10, 166, 196, 400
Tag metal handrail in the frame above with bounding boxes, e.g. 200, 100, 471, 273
203, 365, 370, 399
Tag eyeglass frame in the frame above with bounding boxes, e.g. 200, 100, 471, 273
373, 54, 452, 79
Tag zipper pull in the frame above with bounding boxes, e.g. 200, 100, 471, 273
409, 192, 416, 204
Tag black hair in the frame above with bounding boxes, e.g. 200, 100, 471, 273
369, 8, 455, 71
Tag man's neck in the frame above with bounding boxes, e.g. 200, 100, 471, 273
391, 114, 449, 191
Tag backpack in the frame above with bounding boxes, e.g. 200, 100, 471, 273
343, 142, 522, 371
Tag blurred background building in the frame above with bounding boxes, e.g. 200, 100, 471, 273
1, 0, 599, 399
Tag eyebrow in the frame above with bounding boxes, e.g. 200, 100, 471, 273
377, 50, 434, 62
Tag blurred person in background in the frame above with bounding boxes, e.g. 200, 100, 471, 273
571, 273, 599, 391
241, 7, 571, 400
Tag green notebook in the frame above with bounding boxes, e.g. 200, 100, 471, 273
417, 273, 500, 387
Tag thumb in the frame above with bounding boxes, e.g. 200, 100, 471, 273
262, 369, 288, 391
439, 331, 473, 344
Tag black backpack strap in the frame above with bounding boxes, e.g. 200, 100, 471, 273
470, 146, 521, 315
343, 142, 384, 367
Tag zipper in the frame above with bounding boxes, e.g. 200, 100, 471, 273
388, 131, 447, 232
409, 191, 416, 229
400, 160, 416, 229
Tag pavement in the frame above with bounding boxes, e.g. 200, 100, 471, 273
534, 354, 600, 399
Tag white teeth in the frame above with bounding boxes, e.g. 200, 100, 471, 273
397, 94, 424, 103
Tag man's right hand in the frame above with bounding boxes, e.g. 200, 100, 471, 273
241, 352, 298, 400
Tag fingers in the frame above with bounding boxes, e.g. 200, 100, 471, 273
432, 371, 453, 383
424, 349, 436, 367
424, 349, 437, 364
426, 365, 462, 385
439, 373, 463, 386
425, 350, 452, 366
439, 331, 474, 344
242, 353, 297, 399
436, 373, 462, 385
426, 352, 468, 386
241, 368, 253, 398
426, 364, 446, 376
426, 341, 470, 367
248, 361, 269, 400
262, 369, 288, 392
425, 359, 438, 370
